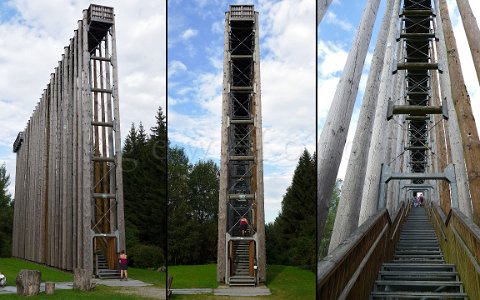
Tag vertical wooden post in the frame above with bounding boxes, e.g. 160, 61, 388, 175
81, 10, 93, 274
432, 68, 451, 212
110, 18, 126, 254
385, 73, 404, 213
358, 2, 401, 225
72, 30, 79, 270
104, 34, 117, 233
318, 0, 381, 247
67, 38, 74, 271
317, 0, 333, 25
455, 0, 480, 86
253, 10, 266, 283
328, 0, 398, 252
76, 20, 85, 270
217, 11, 230, 283
439, 0, 479, 223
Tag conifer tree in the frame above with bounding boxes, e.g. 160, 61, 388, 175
0, 163, 13, 257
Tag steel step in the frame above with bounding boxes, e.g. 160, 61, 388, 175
371, 291, 468, 299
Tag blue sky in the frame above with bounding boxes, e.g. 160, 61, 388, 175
168, 0, 316, 223
0, 0, 166, 199
318, 0, 480, 180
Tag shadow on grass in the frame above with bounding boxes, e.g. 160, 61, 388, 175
265, 265, 285, 285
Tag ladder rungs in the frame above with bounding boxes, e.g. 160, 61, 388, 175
90, 55, 111, 62
93, 193, 116, 199
91, 121, 114, 127
92, 156, 115, 162
396, 62, 439, 71
400, 9, 435, 17
91, 87, 113, 93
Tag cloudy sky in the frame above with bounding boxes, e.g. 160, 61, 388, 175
0, 1, 166, 197
319, 0, 480, 180
168, 0, 316, 223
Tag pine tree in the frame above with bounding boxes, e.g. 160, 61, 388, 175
268, 149, 316, 268
122, 107, 168, 265
187, 160, 219, 263
167, 147, 192, 264
0, 163, 13, 257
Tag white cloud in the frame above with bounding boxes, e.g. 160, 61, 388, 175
318, 40, 348, 76
181, 28, 198, 40
169, 0, 316, 223
0, 0, 166, 198
169, 60, 187, 77
325, 11, 354, 32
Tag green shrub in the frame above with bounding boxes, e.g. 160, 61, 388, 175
129, 244, 164, 268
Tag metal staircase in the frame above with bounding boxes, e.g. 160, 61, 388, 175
229, 240, 255, 286
95, 250, 121, 279
371, 207, 467, 299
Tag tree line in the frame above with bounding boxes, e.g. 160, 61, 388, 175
167, 147, 219, 265
0, 164, 13, 257
122, 106, 167, 268
266, 149, 317, 269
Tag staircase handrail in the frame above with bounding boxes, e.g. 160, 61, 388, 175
317, 201, 408, 299
427, 200, 480, 298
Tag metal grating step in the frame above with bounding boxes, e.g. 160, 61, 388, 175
371, 291, 468, 299
371, 207, 467, 298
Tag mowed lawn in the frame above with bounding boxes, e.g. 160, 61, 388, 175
0, 258, 73, 285
168, 264, 315, 299
0, 257, 166, 299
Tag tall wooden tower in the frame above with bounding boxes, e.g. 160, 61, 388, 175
217, 4, 266, 286
12, 5, 125, 278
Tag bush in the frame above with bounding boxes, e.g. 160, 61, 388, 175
129, 244, 164, 268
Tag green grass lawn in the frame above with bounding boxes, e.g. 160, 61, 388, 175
0, 258, 166, 299
0, 258, 73, 285
168, 264, 217, 288
168, 264, 315, 299
128, 267, 166, 287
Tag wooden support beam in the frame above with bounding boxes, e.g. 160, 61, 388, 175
318, 0, 381, 252
358, 0, 401, 226
396, 62, 439, 71
392, 105, 443, 115
455, 0, 480, 86
439, 0, 480, 224
328, 0, 398, 253
434, 0, 473, 218
317, 0, 333, 25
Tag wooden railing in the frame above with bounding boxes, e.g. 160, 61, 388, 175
426, 201, 480, 298
317, 201, 409, 299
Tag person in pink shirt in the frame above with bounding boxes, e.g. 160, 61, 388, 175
119, 250, 128, 281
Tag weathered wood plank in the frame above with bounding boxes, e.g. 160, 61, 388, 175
329, 0, 398, 252
439, 0, 479, 223
317, 0, 333, 25
318, 0, 381, 249
359, 0, 401, 225
455, 0, 480, 86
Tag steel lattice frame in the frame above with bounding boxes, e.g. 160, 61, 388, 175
218, 4, 266, 285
